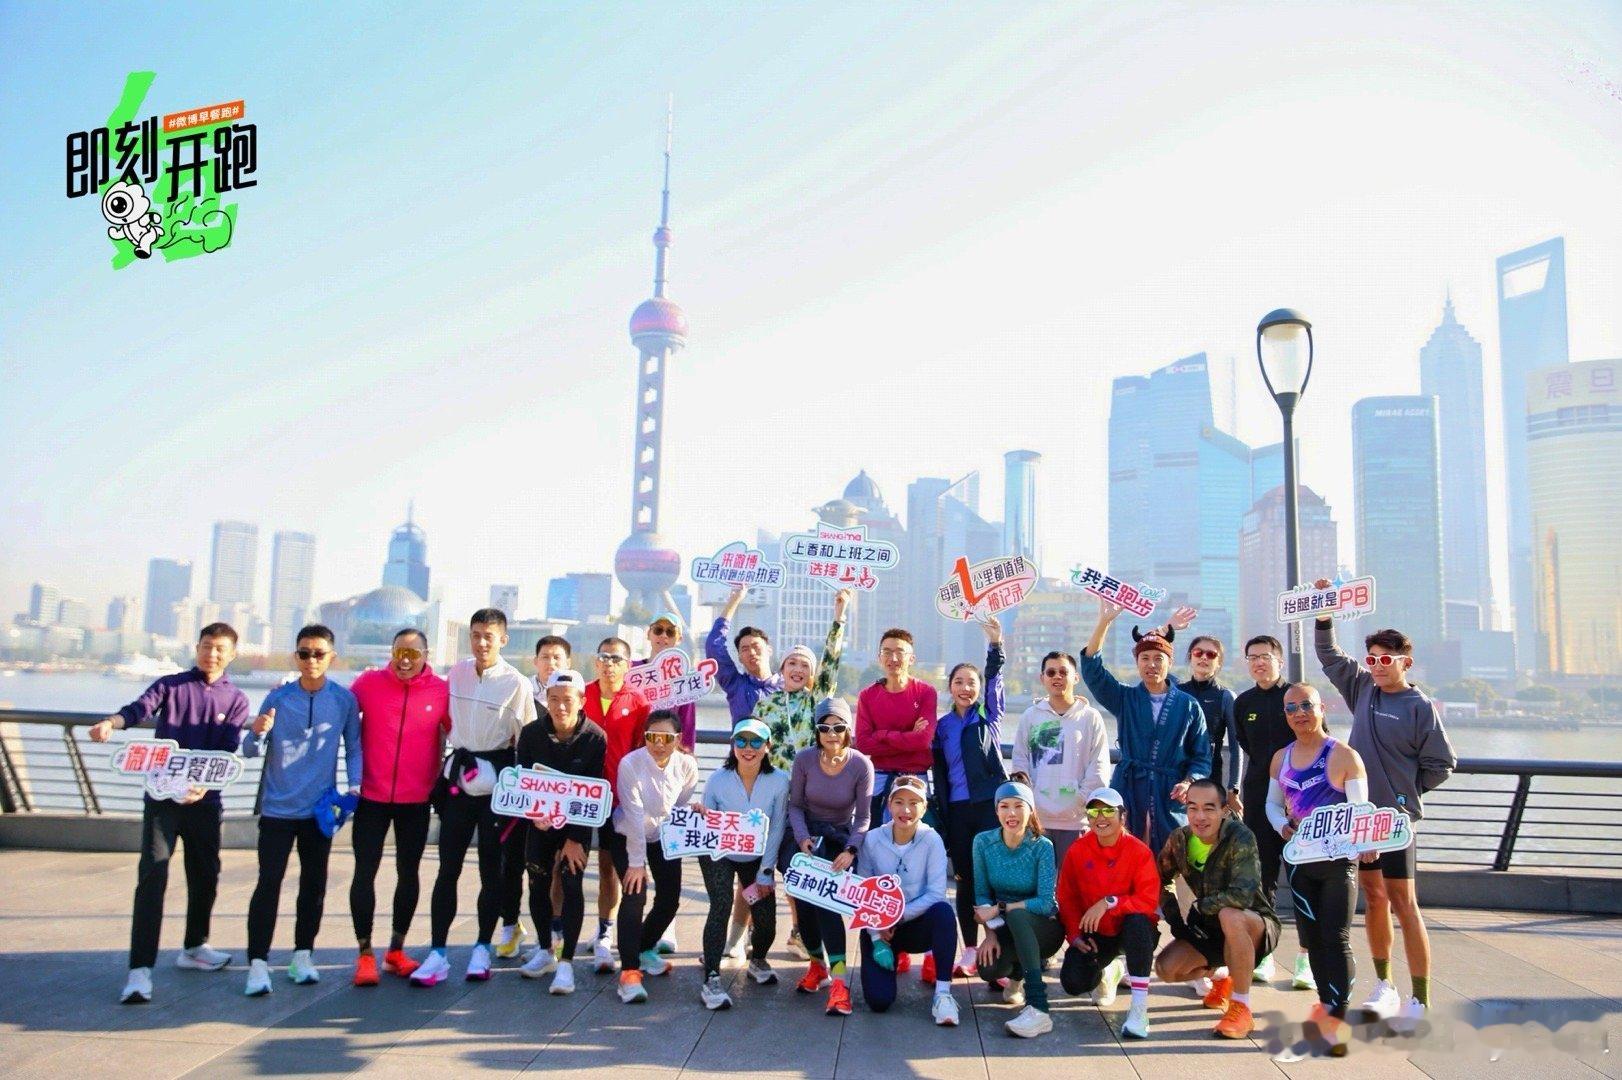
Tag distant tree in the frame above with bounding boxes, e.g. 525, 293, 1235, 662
1440, 678, 1498, 706
1515, 685, 1560, 703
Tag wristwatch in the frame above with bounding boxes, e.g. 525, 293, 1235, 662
997, 901, 1008, 915
1104, 895, 1118, 908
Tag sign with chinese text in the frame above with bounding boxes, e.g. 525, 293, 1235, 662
691, 541, 787, 589
110, 738, 243, 800
491, 766, 613, 829
1284, 800, 1414, 865
1070, 567, 1165, 618
782, 521, 900, 593
624, 649, 718, 709
1276, 575, 1376, 624
782, 852, 904, 931
936, 554, 1037, 621
659, 805, 769, 859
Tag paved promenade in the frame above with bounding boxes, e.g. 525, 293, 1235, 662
0, 848, 1617, 1078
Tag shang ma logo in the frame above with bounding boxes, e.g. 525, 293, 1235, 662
65, 72, 258, 268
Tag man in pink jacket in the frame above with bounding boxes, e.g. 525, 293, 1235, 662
856, 627, 939, 825
347, 628, 450, 986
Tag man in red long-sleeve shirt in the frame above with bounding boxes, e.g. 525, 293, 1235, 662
1056, 787, 1161, 1038
855, 627, 938, 825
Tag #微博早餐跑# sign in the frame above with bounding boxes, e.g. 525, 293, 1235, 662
490, 766, 613, 829
782, 521, 899, 593
1070, 566, 1166, 618
659, 805, 769, 859
936, 554, 1038, 621
110, 738, 244, 800
1276, 575, 1376, 624
691, 541, 786, 589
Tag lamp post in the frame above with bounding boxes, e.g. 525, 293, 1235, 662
1256, 308, 1314, 682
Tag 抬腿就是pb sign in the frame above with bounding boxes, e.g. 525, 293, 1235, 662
1276, 575, 1376, 624
782, 852, 905, 931
1070, 567, 1166, 618
936, 554, 1037, 621
1283, 801, 1413, 865
691, 542, 786, 589
659, 805, 769, 859
782, 521, 899, 592
111, 738, 244, 800
624, 649, 718, 709
66, 72, 259, 268
490, 766, 612, 829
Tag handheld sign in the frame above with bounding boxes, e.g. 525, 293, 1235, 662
624, 648, 718, 709
782, 520, 900, 593
936, 554, 1037, 621
659, 805, 769, 859
782, 852, 905, 931
111, 738, 243, 800
491, 765, 612, 829
1283, 801, 1414, 865
691, 541, 787, 590
1277, 575, 1376, 624
1070, 566, 1166, 618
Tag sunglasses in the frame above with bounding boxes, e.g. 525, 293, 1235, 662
1284, 700, 1318, 714
596, 653, 628, 664
1085, 805, 1118, 819
649, 625, 678, 636
1043, 668, 1071, 678
732, 735, 766, 749
816, 723, 849, 735
1190, 648, 1220, 661
295, 648, 331, 661
891, 776, 928, 797
645, 731, 678, 745
1364, 654, 1400, 668
391, 647, 423, 661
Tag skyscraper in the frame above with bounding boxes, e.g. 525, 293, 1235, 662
489, 584, 520, 616
615, 105, 687, 619
55, 597, 89, 629
382, 504, 430, 600
107, 596, 141, 633
1352, 397, 1445, 651
840, 472, 906, 665
27, 582, 60, 624
905, 473, 1001, 664
144, 558, 192, 636
1003, 451, 1041, 568
209, 521, 257, 606
1497, 238, 1569, 665
1420, 294, 1493, 630
546, 573, 613, 623
269, 531, 316, 648
1527, 359, 1620, 676
1239, 484, 1339, 640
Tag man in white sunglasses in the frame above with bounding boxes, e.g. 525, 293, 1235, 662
1311, 577, 1457, 1033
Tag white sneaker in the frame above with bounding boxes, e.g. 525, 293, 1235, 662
176, 943, 231, 971
549, 962, 576, 996
1253, 953, 1276, 982
1092, 956, 1125, 1007
121, 967, 152, 1004
1001, 979, 1026, 1007
593, 935, 617, 973
617, 973, 648, 1003
464, 943, 492, 982
288, 950, 320, 985
1292, 953, 1317, 990
1390, 996, 1426, 1034
700, 973, 733, 1010
409, 951, 450, 987
1122, 998, 1151, 1038
932, 992, 961, 1027
244, 959, 273, 997
494, 922, 526, 960
520, 948, 558, 980
1004, 1004, 1053, 1038
1359, 978, 1400, 1021
956, 946, 978, 974
657, 929, 677, 955
784, 926, 808, 961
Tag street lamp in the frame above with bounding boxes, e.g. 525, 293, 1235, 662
1257, 308, 1314, 682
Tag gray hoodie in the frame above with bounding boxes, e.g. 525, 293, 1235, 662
857, 820, 949, 923
1315, 622, 1457, 821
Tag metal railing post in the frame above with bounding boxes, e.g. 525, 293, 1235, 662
1493, 773, 1534, 872
62, 727, 103, 815
0, 730, 27, 812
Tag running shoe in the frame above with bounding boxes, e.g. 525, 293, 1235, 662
700, 973, 733, 1010
1005, 1005, 1052, 1038
1291, 954, 1316, 991
465, 943, 492, 981
931, 991, 960, 1027
656, 929, 677, 955
748, 959, 778, 985
786, 927, 810, 961
1390, 996, 1426, 1035
382, 948, 420, 978
244, 959, 273, 997
120, 967, 152, 1004
920, 952, 937, 983
1307, 1002, 1352, 1057
409, 951, 450, 987
639, 948, 672, 977
175, 943, 231, 971
825, 978, 852, 1016
1359, 978, 1400, 1022
592, 935, 617, 973
617, 970, 647, 1003
549, 962, 576, 996
895, 951, 912, 974
353, 953, 380, 987
1203, 974, 1233, 1010
953, 946, 978, 978
1213, 1000, 1253, 1038
520, 948, 557, 980
1122, 999, 1151, 1039
796, 960, 831, 993
1001, 979, 1026, 1007
1252, 953, 1276, 982
494, 921, 526, 960
1093, 956, 1125, 1007
288, 950, 320, 985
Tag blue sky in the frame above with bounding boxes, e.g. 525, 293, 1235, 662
2, 0, 1619, 631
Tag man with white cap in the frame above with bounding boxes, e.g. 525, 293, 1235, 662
636, 611, 698, 751
1056, 787, 1161, 1038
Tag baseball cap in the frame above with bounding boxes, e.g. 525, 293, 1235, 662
545, 669, 587, 690
1086, 786, 1125, 808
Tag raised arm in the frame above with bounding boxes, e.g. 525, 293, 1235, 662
813, 590, 850, 698
982, 619, 1006, 730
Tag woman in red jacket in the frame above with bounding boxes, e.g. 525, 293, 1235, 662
1056, 786, 1161, 1040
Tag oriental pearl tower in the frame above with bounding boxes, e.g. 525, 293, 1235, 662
614, 103, 688, 620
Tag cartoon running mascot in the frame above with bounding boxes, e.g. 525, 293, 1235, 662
102, 181, 164, 259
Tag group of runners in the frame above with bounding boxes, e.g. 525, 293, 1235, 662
89, 576, 1456, 1054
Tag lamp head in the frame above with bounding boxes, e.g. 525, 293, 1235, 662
1257, 308, 1314, 406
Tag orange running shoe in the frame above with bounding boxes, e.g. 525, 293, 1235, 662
353, 953, 380, 987
1203, 974, 1233, 1010
825, 978, 853, 1016
1307, 1003, 1350, 1057
796, 960, 831, 993
382, 948, 420, 978
920, 953, 937, 983
895, 951, 911, 973
1213, 1000, 1253, 1039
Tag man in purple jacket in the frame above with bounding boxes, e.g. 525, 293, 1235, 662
89, 623, 252, 1004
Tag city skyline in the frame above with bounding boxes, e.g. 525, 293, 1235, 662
3, 2, 1620, 636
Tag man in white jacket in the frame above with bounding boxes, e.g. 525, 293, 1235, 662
1011, 650, 1110, 865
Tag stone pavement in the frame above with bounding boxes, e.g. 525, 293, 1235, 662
0, 848, 1617, 1078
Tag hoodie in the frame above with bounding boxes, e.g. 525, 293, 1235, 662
1011, 696, 1111, 831
351, 664, 450, 804
241, 679, 362, 820
858, 820, 949, 923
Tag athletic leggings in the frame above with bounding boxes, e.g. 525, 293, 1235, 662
499, 815, 526, 925
247, 816, 333, 961
859, 900, 957, 1011
129, 798, 222, 970
1287, 856, 1358, 1016
526, 826, 589, 960
349, 798, 431, 950
979, 908, 1065, 1012
698, 856, 775, 977
606, 831, 683, 972
944, 799, 996, 947
1059, 912, 1158, 993
429, 791, 505, 948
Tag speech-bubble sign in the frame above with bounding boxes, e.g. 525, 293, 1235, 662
691, 541, 787, 590
1283, 800, 1414, 865
659, 805, 770, 859
490, 765, 613, 829
110, 738, 244, 800
624, 648, 718, 709
936, 554, 1038, 621
1070, 566, 1165, 618
782, 521, 900, 593
1276, 575, 1377, 624
782, 852, 905, 931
